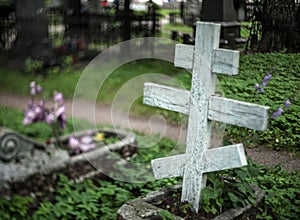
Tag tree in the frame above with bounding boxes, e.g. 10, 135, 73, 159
259, 0, 299, 52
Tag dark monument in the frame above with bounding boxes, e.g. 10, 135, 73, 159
201, 0, 246, 47
13, 0, 53, 63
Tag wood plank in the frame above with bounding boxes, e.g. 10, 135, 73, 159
151, 154, 187, 179
174, 46, 239, 76
174, 44, 194, 69
208, 96, 270, 131
151, 144, 247, 179
202, 144, 247, 172
143, 82, 190, 115
181, 21, 220, 212
143, 83, 269, 131
212, 49, 240, 75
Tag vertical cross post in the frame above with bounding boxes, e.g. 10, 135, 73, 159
181, 22, 220, 209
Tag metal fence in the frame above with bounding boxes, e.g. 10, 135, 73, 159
0, 7, 161, 55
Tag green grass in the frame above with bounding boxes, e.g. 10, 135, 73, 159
161, 23, 193, 39
0, 66, 82, 100
0, 106, 299, 220
173, 53, 300, 151
1, 53, 299, 151
159, 9, 180, 17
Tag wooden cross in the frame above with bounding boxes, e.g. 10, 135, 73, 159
143, 22, 269, 212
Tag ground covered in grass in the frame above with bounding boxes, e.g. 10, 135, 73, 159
0, 106, 299, 220
0, 52, 299, 219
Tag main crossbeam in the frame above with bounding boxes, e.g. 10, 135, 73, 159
144, 82, 269, 131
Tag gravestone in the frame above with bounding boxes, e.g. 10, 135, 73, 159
143, 22, 269, 212
201, 0, 246, 47
13, 0, 52, 63
0, 128, 68, 190
0, 128, 39, 162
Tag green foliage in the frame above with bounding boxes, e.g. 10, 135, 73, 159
254, 165, 300, 219
0, 106, 75, 141
32, 174, 134, 220
158, 210, 175, 220
0, 195, 33, 220
0, 124, 299, 219
220, 53, 300, 151
0, 0, 14, 7
174, 53, 300, 151
25, 58, 44, 74
0, 66, 81, 100
201, 165, 257, 215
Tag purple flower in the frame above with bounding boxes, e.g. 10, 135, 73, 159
69, 137, 79, 148
284, 99, 291, 109
36, 85, 43, 93
30, 87, 37, 96
272, 108, 283, 119
254, 83, 264, 93
81, 135, 93, 145
30, 81, 36, 88
34, 106, 44, 120
68, 135, 97, 153
68, 137, 80, 154
27, 99, 35, 109
79, 143, 97, 152
30, 81, 43, 95
55, 105, 66, 117
23, 110, 36, 125
262, 72, 272, 87
54, 92, 64, 105
45, 113, 55, 124
38, 100, 45, 108
58, 114, 67, 129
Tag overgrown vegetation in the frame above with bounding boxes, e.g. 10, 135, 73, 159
1, 53, 299, 151
174, 53, 300, 151
0, 106, 299, 219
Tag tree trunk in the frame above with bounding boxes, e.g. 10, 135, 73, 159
259, 0, 296, 52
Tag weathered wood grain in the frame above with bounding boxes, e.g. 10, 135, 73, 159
208, 96, 270, 131
151, 144, 247, 180
181, 22, 220, 212
212, 49, 240, 75
144, 83, 269, 131
174, 45, 239, 75
174, 44, 194, 69
143, 82, 190, 115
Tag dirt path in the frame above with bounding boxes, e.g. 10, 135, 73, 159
1, 92, 299, 171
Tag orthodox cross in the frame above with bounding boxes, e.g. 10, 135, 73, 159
143, 22, 269, 212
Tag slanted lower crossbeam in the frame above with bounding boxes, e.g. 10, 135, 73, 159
151, 144, 247, 179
